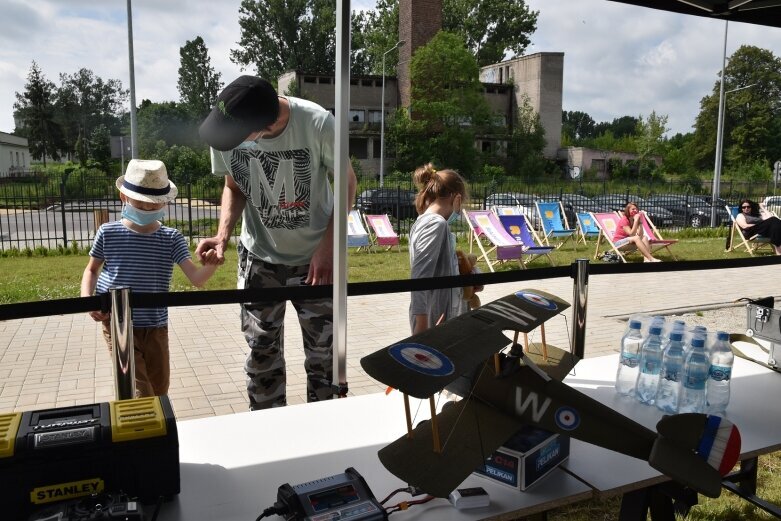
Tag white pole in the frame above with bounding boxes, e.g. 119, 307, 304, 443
333, 0, 351, 396
126, 0, 139, 159
380, 41, 404, 187
711, 20, 728, 228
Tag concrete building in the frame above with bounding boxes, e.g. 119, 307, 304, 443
0, 132, 32, 176
479, 53, 564, 159
558, 146, 662, 179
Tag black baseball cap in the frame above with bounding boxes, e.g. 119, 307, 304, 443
199, 75, 280, 151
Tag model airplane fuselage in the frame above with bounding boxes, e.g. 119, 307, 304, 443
360, 289, 741, 499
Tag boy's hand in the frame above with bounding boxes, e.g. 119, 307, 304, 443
89, 310, 110, 322
196, 237, 226, 265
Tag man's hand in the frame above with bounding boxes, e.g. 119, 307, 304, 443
196, 237, 227, 265
307, 240, 333, 285
89, 310, 110, 322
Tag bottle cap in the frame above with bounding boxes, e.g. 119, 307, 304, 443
649, 326, 662, 336
717, 331, 729, 341
691, 337, 705, 348
693, 325, 707, 332
669, 332, 683, 342
629, 320, 642, 329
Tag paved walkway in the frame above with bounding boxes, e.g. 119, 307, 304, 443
0, 264, 778, 420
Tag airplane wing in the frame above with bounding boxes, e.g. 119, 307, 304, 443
360, 289, 570, 399
377, 395, 524, 498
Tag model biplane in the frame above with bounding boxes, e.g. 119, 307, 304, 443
360, 289, 741, 498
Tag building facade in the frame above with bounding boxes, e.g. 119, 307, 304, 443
0, 132, 32, 176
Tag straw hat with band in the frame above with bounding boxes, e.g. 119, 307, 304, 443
115, 159, 178, 203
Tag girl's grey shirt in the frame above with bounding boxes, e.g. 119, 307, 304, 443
408, 212, 466, 333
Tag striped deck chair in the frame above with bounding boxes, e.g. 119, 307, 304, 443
364, 214, 401, 252
497, 214, 555, 268
637, 211, 678, 260
575, 212, 600, 245
591, 212, 640, 263
348, 209, 372, 252
462, 209, 526, 272
536, 201, 577, 249
725, 205, 773, 256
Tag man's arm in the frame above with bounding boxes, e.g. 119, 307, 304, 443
196, 176, 247, 265
307, 163, 357, 285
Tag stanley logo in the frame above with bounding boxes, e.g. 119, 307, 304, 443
30, 478, 104, 504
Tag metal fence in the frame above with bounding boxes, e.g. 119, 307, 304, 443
0, 172, 778, 252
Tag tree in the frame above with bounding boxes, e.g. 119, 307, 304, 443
691, 45, 781, 171
136, 100, 200, 157
90, 124, 112, 170
231, 0, 336, 82
178, 36, 223, 119
13, 62, 62, 166
443, 0, 538, 67
389, 31, 493, 175
55, 68, 126, 161
508, 95, 546, 177
562, 110, 596, 142
351, 0, 399, 75
634, 111, 669, 178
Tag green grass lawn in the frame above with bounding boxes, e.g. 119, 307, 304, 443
0, 233, 775, 520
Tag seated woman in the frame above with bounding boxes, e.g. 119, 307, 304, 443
735, 199, 781, 255
612, 202, 661, 262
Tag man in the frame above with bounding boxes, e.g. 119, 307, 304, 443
197, 75, 357, 410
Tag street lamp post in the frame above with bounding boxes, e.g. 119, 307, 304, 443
380, 40, 404, 187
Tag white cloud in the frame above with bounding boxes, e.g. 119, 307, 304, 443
2, 0, 781, 137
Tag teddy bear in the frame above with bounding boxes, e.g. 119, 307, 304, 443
455, 250, 483, 310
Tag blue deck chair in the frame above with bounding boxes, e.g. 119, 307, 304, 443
498, 214, 556, 268
576, 212, 600, 245
725, 205, 773, 256
535, 201, 577, 249
347, 209, 372, 252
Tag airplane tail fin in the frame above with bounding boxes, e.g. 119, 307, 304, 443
649, 414, 741, 498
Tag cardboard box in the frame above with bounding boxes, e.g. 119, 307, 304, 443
473, 426, 570, 490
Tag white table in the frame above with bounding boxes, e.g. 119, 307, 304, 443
563, 354, 781, 519
160, 392, 593, 521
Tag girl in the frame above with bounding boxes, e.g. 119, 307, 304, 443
409, 163, 469, 334
613, 202, 661, 262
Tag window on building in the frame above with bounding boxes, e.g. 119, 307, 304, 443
16, 152, 20, 166
372, 138, 381, 158
349, 138, 368, 159
21, 152, 25, 167
9, 152, 12, 167
361, 79, 374, 87
349, 109, 365, 123
368, 110, 382, 123
592, 158, 606, 173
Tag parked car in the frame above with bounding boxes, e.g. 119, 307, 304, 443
644, 195, 728, 228
591, 194, 675, 227
557, 194, 611, 226
484, 192, 541, 229
763, 195, 781, 216
356, 187, 417, 219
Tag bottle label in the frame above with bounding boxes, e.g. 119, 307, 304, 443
620, 352, 639, 368
709, 365, 732, 382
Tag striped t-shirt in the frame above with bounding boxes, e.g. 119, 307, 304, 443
90, 221, 190, 327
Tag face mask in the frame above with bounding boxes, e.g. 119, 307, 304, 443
447, 211, 460, 226
122, 204, 165, 226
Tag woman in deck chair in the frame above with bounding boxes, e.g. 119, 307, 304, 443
409, 163, 470, 334
614, 202, 661, 262
735, 199, 781, 255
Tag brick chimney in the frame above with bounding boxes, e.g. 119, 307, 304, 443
398, 0, 443, 109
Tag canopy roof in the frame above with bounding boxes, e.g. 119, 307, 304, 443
606, 0, 781, 28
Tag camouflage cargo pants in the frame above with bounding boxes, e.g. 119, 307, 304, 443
238, 242, 334, 410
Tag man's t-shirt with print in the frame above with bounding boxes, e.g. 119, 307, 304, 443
210, 96, 335, 266
90, 221, 190, 327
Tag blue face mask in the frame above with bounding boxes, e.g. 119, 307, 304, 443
122, 204, 165, 226
447, 209, 461, 226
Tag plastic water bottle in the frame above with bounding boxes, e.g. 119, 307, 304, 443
686, 325, 708, 353
616, 320, 644, 396
656, 331, 685, 413
679, 337, 710, 413
635, 325, 663, 405
661, 320, 686, 352
707, 331, 734, 416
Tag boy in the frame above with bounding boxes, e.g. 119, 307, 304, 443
81, 159, 218, 397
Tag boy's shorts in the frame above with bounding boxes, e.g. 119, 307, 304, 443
102, 322, 170, 398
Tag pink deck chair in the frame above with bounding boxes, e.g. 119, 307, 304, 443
591, 212, 640, 263
637, 211, 678, 260
364, 214, 401, 252
462, 209, 526, 272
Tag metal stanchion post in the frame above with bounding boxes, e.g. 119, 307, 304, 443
571, 259, 589, 360
110, 286, 135, 399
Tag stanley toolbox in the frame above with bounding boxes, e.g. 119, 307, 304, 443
0, 395, 179, 520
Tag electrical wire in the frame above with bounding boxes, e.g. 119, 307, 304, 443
385, 495, 436, 515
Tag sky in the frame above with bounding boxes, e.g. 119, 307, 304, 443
2, 0, 781, 137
